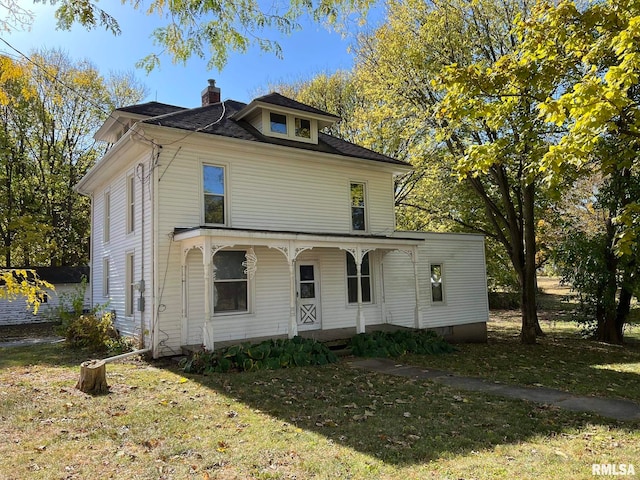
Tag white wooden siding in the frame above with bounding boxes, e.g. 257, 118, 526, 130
155, 140, 397, 235
0, 283, 90, 326
383, 233, 489, 329
84, 126, 487, 356
90, 150, 154, 342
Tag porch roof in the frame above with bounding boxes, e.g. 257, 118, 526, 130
173, 225, 423, 249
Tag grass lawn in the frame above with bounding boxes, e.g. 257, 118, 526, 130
1, 305, 639, 478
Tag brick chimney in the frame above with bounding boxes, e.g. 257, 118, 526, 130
201, 79, 221, 106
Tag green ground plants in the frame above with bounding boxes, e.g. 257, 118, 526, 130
182, 336, 339, 373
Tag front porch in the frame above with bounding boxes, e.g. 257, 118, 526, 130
181, 323, 415, 356
174, 226, 424, 352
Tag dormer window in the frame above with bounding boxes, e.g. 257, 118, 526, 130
270, 113, 288, 134
295, 118, 311, 139
232, 93, 340, 145
260, 110, 318, 144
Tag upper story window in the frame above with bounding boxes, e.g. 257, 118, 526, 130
269, 112, 288, 134
126, 174, 135, 234
103, 191, 110, 243
203, 164, 225, 224
262, 110, 318, 144
350, 182, 366, 231
295, 118, 311, 139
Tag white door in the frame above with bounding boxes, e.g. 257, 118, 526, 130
297, 262, 321, 330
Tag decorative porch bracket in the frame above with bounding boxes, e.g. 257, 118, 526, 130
342, 246, 374, 334
269, 242, 314, 339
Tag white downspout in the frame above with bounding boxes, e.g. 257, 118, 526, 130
151, 147, 160, 358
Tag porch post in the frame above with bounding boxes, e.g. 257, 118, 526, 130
288, 258, 298, 338
203, 239, 214, 350
412, 246, 421, 329
181, 264, 187, 345
355, 248, 365, 334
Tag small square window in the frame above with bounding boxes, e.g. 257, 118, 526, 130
270, 112, 287, 134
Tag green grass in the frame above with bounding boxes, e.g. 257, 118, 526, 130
404, 311, 640, 402
1, 314, 639, 479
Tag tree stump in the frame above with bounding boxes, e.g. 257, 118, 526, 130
76, 359, 108, 394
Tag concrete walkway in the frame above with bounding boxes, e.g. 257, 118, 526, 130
350, 358, 640, 422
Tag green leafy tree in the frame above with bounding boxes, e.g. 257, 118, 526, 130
515, 0, 640, 342
353, 0, 555, 342
2, 0, 375, 71
0, 50, 147, 267
0, 268, 53, 314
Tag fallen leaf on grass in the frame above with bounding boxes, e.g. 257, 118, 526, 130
554, 449, 568, 459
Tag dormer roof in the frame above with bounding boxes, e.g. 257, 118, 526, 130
231, 92, 340, 131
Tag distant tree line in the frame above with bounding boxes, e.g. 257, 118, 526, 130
0, 49, 146, 267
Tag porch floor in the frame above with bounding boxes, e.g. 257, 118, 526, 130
181, 323, 414, 355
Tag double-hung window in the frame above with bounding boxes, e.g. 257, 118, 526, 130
346, 252, 372, 303
125, 252, 135, 315
126, 174, 135, 234
203, 165, 225, 224
430, 263, 444, 303
104, 191, 110, 243
213, 251, 248, 313
350, 182, 366, 231
103, 257, 110, 297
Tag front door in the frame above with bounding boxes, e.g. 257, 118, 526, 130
297, 262, 321, 330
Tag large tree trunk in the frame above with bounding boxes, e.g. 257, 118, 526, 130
520, 182, 539, 344
595, 219, 623, 344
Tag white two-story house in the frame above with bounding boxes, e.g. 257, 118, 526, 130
75, 81, 488, 358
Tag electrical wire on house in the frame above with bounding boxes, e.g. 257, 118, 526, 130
159, 99, 228, 147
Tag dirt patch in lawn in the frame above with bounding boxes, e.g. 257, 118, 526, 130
0, 322, 60, 341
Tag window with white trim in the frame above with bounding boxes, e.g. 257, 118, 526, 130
103, 191, 110, 243
269, 112, 287, 135
213, 250, 248, 313
346, 252, 372, 303
350, 182, 366, 231
203, 164, 225, 224
430, 263, 444, 303
262, 110, 318, 143
103, 257, 110, 297
125, 252, 134, 315
126, 174, 135, 234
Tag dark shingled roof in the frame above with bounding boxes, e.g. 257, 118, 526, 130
133, 97, 409, 167
2, 266, 89, 284
252, 92, 340, 119
117, 101, 186, 117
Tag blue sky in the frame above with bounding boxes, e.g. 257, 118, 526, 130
3, 1, 380, 107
